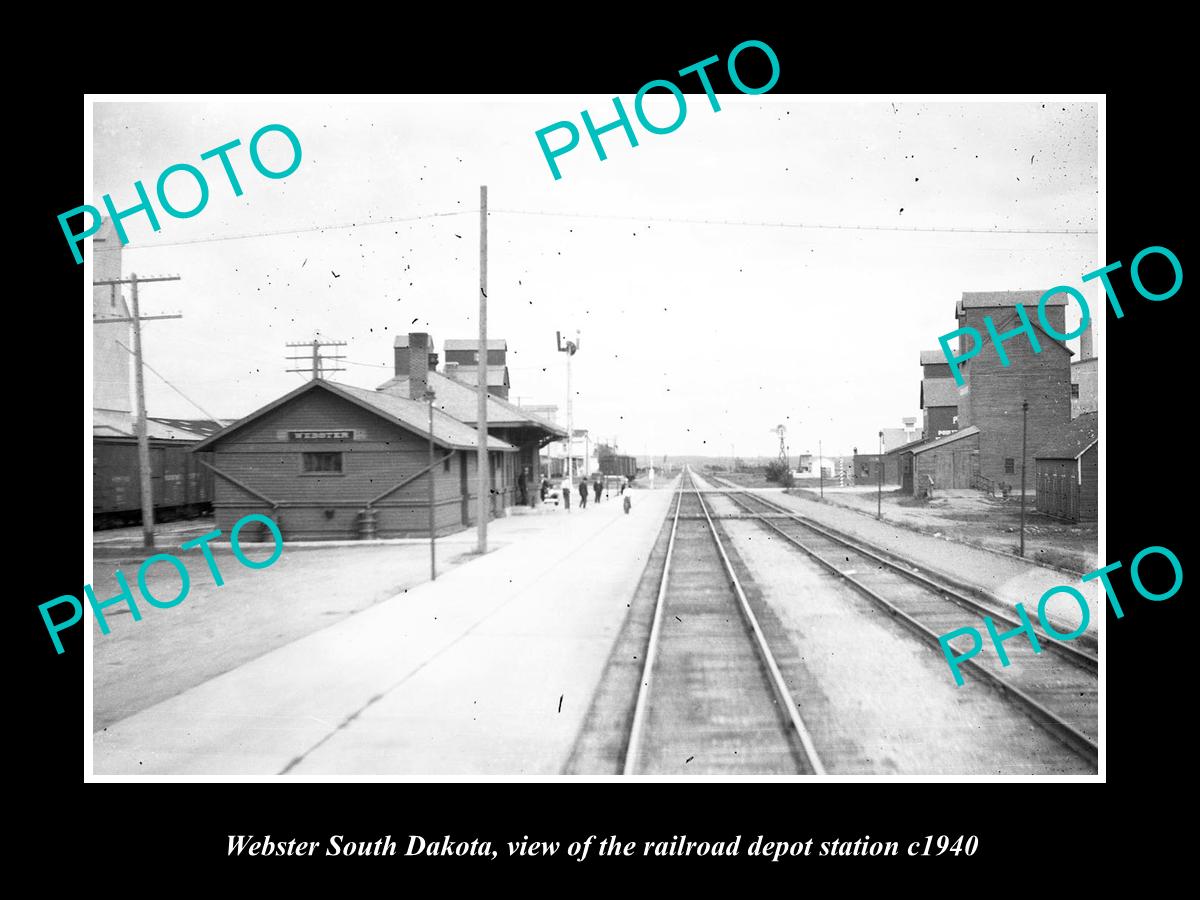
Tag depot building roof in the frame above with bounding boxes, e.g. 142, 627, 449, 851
191, 379, 517, 453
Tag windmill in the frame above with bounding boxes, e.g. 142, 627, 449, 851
773, 424, 788, 468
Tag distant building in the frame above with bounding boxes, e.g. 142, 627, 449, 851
881, 418, 921, 454
795, 454, 844, 481
442, 339, 511, 399
954, 291, 1073, 489
875, 418, 923, 484
920, 377, 960, 439
852, 453, 886, 486
887, 437, 933, 493
911, 427, 981, 494
1071, 323, 1098, 418
919, 349, 952, 381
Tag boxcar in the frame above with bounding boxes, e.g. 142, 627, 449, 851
93, 437, 214, 528
598, 454, 637, 480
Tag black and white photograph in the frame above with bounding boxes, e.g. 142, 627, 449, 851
81, 94, 1105, 779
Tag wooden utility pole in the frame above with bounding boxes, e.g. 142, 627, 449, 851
93, 273, 182, 550
476, 185, 489, 554
1019, 399, 1029, 558
427, 389, 437, 579
877, 430, 884, 519
286, 339, 346, 379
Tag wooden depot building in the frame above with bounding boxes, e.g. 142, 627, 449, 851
377, 332, 567, 510
190, 376, 517, 540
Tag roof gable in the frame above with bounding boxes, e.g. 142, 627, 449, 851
444, 339, 507, 351
912, 425, 981, 454
960, 290, 1067, 309
376, 371, 566, 437
191, 380, 516, 452
884, 436, 932, 457
1035, 411, 1098, 459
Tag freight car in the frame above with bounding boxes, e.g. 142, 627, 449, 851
598, 453, 638, 480
93, 436, 214, 529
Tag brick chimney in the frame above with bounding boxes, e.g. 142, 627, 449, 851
394, 335, 411, 376
1079, 321, 1094, 360
408, 333, 434, 400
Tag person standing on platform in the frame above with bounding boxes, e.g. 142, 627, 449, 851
540, 478, 549, 503
593, 477, 602, 504
518, 469, 528, 507
562, 477, 570, 511
579, 479, 588, 509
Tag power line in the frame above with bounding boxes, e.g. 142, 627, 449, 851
489, 208, 1097, 235
114, 339, 221, 424
105, 209, 472, 251
103, 207, 1096, 252
94, 273, 183, 550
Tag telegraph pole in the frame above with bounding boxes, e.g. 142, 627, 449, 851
877, 430, 884, 519
286, 339, 346, 379
93, 272, 182, 550
476, 185, 489, 553
557, 329, 580, 503
819, 438, 823, 499
427, 388, 437, 579
1019, 399, 1029, 558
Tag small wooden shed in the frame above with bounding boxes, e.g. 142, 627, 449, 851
1034, 412, 1098, 522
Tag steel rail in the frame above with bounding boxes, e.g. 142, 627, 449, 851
621, 481, 685, 775
712, 480, 1096, 766
718, 483, 1096, 672
689, 470, 827, 775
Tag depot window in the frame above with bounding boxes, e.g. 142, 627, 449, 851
302, 451, 343, 474
1004, 457, 1015, 474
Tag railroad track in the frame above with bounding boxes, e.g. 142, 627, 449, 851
705, 475, 1098, 767
622, 469, 825, 774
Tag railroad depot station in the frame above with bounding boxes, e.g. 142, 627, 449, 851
92, 215, 637, 540
91, 215, 1100, 778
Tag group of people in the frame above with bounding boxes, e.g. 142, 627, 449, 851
533, 473, 630, 513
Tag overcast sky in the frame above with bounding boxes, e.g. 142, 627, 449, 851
91, 98, 1098, 459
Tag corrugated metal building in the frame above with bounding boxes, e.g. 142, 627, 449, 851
1035, 412, 1098, 521
190, 378, 517, 540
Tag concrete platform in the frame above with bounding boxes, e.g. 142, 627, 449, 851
93, 484, 677, 776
